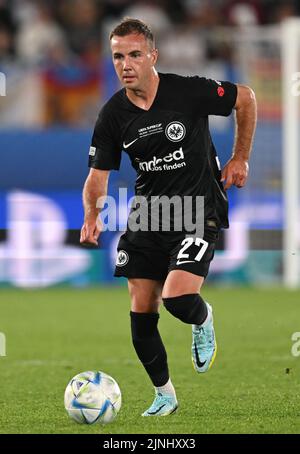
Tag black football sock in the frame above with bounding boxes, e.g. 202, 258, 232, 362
130, 311, 169, 387
163, 293, 208, 325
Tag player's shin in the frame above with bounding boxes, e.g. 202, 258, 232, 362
163, 295, 216, 373
130, 311, 169, 387
130, 311, 178, 416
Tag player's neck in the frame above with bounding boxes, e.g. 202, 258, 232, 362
126, 70, 160, 111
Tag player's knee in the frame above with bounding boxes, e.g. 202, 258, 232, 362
128, 280, 162, 313
130, 297, 161, 313
162, 294, 207, 325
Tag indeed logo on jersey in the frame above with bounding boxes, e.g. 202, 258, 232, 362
138, 148, 186, 172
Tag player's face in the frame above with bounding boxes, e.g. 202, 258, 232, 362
111, 33, 158, 91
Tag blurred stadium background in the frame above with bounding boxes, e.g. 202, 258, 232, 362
0, 0, 299, 288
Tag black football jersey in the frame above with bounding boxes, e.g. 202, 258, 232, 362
88, 72, 237, 230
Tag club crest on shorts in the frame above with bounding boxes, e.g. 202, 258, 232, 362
116, 250, 129, 267
165, 121, 186, 142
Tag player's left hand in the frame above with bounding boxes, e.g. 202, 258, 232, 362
221, 158, 249, 190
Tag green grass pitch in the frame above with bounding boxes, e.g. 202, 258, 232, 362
0, 286, 299, 434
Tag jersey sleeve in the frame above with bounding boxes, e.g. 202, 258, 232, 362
185, 76, 237, 117
88, 107, 122, 171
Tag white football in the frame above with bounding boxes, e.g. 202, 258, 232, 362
64, 371, 122, 425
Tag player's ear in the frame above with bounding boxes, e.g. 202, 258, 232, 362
151, 48, 158, 66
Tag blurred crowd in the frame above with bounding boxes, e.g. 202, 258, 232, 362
1, 0, 299, 66
0, 0, 298, 126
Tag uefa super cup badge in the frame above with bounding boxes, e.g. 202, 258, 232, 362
165, 121, 186, 142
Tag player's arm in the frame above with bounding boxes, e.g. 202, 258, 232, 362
80, 168, 110, 246
221, 84, 257, 190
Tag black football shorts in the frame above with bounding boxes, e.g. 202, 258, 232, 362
114, 230, 216, 281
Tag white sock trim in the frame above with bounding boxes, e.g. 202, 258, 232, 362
155, 379, 176, 397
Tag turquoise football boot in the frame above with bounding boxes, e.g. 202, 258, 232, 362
192, 303, 217, 373
142, 392, 178, 416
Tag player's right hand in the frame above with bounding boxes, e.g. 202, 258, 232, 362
80, 218, 102, 247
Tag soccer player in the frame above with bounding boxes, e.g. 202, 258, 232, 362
80, 18, 257, 416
